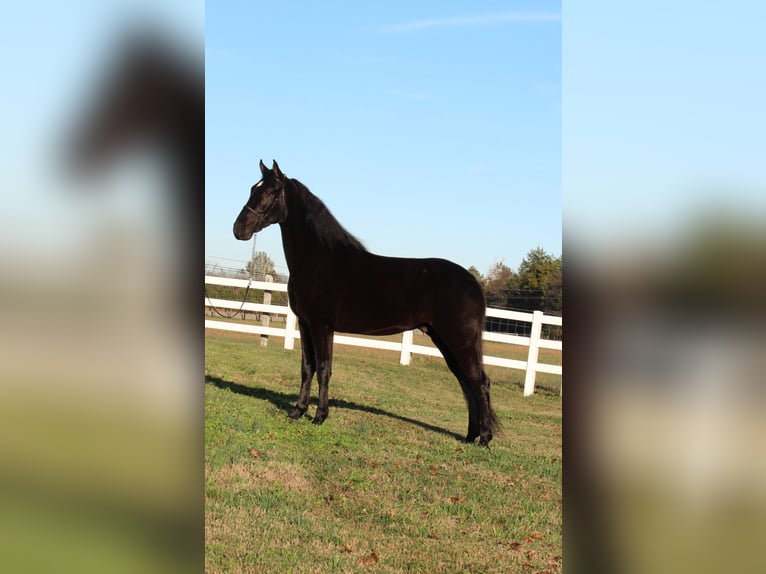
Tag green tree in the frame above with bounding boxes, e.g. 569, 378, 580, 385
514, 247, 562, 314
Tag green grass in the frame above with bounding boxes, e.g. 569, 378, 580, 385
205, 330, 562, 573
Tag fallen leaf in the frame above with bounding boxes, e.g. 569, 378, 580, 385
429, 532, 439, 539
509, 542, 522, 551
341, 546, 353, 553
359, 551, 379, 565
248, 448, 260, 458
449, 496, 466, 503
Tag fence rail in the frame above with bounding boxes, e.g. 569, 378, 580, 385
204, 275, 562, 396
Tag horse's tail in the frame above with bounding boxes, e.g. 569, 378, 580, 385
482, 371, 503, 436
474, 323, 502, 436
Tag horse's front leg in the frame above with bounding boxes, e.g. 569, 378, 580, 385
310, 323, 335, 425
289, 319, 315, 420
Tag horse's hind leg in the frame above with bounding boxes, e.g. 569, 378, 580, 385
476, 371, 497, 447
430, 325, 498, 447
459, 354, 495, 446
428, 329, 485, 444
289, 319, 316, 420
460, 355, 496, 447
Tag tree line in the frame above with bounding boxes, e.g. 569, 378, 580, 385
469, 247, 562, 315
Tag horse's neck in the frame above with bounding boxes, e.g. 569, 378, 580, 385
279, 213, 318, 276
278, 221, 298, 273
279, 187, 328, 276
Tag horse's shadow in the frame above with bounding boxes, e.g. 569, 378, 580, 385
205, 375, 464, 442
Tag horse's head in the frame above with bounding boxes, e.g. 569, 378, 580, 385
233, 160, 288, 240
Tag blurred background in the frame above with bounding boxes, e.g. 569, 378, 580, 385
0, 2, 203, 573
564, 2, 766, 573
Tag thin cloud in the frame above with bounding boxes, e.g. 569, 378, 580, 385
382, 12, 560, 33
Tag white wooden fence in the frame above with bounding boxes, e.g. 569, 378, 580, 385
204, 275, 562, 396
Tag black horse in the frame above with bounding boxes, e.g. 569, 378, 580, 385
233, 160, 500, 446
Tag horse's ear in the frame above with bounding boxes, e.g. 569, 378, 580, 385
272, 160, 283, 179
259, 159, 268, 176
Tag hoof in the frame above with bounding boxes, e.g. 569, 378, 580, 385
312, 413, 327, 425
465, 426, 480, 444
288, 408, 306, 420
478, 434, 493, 448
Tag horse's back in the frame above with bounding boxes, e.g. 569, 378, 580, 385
332, 254, 484, 334
347, 254, 480, 300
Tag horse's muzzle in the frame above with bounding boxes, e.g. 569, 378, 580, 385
233, 222, 254, 241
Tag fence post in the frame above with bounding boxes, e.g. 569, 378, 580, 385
260, 275, 273, 347
523, 310, 544, 396
284, 301, 297, 350
400, 329, 413, 366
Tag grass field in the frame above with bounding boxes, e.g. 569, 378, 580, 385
205, 330, 562, 573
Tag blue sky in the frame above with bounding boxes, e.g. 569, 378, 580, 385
205, 1, 562, 276
3, 1, 761, 281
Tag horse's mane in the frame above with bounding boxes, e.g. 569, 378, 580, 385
289, 178, 367, 252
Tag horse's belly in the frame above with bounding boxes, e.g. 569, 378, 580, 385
335, 299, 424, 336
337, 323, 405, 336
